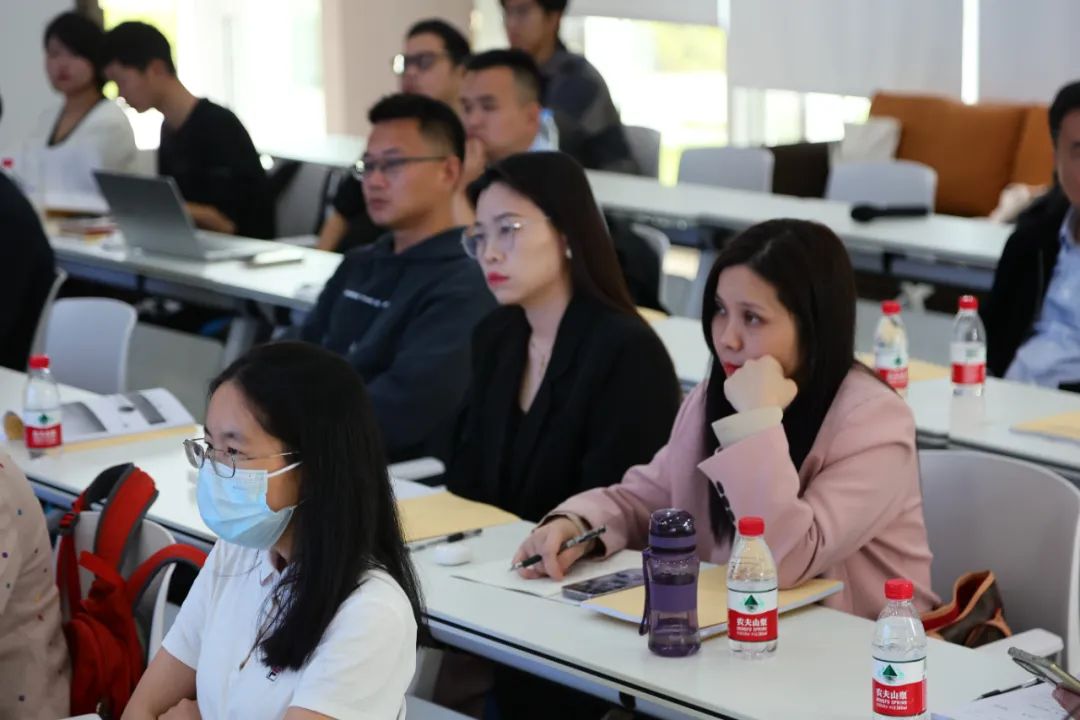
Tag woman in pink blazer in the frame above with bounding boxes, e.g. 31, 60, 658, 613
514, 219, 939, 619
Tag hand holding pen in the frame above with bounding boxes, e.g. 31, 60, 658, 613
511, 518, 606, 580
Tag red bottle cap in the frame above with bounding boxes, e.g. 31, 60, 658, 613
1, 158, 13, 169
885, 578, 914, 601
738, 516, 765, 537
958, 295, 978, 311
28, 355, 50, 370
881, 300, 902, 316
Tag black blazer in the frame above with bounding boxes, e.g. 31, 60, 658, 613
985, 186, 1070, 378
0, 174, 55, 371
445, 295, 681, 522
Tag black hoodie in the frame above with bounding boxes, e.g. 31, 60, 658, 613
301, 227, 496, 462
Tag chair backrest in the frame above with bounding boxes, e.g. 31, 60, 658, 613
919, 449, 1080, 671
624, 125, 662, 179
272, 158, 336, 237
53, 511, 179, 664
44, 297, 137, 394
630, 223, 671, 309
826, 159, 938, 208
29, 267, 68, 358
678, 146, 775, 192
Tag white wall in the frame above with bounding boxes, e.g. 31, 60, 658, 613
0, 0, 73, 151
322, 0, 472, 137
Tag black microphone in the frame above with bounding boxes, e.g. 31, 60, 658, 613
850, 204, 931, 223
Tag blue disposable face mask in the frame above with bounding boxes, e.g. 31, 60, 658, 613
196, 461, 303, 548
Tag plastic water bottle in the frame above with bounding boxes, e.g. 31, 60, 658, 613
727, 516, 778, 659
951, 295, 987, 397
640, 508, 700, 657
874, 300, 909, 396
872, 579, 927, 720
24, 355, 62, 457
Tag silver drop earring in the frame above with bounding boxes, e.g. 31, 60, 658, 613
565, 246, 573, 260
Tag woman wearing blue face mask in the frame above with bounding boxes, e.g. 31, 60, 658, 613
123, 342, 423, 720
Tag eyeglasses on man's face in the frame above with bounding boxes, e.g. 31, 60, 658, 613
392, 51, 449, 75
352, 155, 448, 182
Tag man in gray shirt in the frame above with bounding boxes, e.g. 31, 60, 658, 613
500, 0, 639, 174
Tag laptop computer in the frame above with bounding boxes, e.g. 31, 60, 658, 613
93, 171, 272, 261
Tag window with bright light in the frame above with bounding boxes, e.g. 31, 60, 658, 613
100, 0, 324, 151
562, 16, 728, 184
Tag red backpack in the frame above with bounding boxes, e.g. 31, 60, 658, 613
56, 463, 207, 719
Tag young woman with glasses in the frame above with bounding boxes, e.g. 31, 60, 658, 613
123, 342, 423, 720
445, 151, 680, 521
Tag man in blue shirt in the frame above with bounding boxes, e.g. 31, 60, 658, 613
986, 81, 1080, 392
500, 0, 638, 173
300, 94, 495, 461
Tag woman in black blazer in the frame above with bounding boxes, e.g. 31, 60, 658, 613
445, 152, 681, 523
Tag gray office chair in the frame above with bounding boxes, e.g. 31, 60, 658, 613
678, 146, 775, 192
826, 159, 937, 208
919, 449, 1080, 672
271, 158, 338, 237
624, 125, 662, 179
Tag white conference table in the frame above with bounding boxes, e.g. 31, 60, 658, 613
1, 369, 1030, 719
587, 170, 1011, 288
49, 232, 340, 313
907, 377, 1080, 481
48, 231, 342, 362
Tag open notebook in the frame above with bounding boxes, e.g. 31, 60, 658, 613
583, 565, 843, 640
1012, 411, 1080, 446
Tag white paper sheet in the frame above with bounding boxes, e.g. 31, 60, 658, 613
452, 550, 643, 599
939, 682, 1063, 720
59, 388, 194, 443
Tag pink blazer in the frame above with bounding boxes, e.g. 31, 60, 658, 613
554, 368, 939, 619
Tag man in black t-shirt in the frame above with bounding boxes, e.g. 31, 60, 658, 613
102, 22, 274, 239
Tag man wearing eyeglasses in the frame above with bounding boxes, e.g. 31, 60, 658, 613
300, 94, 495, 463
318, 19, 471, 254
500, 0, 638, 174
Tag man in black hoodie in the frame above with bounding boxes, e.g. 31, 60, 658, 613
986, 81, 1080, 391
301, 94, 495, 462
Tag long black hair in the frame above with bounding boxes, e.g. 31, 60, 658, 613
209, 341, 424, 670
468, 151, 641, 319
700, 219, 858, 537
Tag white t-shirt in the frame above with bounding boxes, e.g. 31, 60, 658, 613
162, 541, 417, 720
25, 98, 137, 174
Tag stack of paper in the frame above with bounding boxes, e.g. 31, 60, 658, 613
582, 565, 843, 639
396, 491, 519, 543
937, 681, 1059, 720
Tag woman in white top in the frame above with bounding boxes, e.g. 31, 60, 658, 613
27, 12, 136, 173
123, 342, 423, 720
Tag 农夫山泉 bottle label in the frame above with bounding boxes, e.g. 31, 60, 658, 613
950, 342, 986, 385
872, 656, 926, 717
23, 409, 62, 449
727, 587, 778, 642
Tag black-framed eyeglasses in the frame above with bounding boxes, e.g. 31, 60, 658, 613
392, 51, 450, 75
461, 217, 550, 259
183, 437, 299, 480
352, 156, 448, 182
